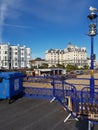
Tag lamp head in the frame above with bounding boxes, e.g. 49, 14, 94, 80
87, 6, 98, 36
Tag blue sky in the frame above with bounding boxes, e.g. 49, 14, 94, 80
0, 0, 98, 60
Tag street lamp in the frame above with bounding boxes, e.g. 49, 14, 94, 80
87, 6, 98, 102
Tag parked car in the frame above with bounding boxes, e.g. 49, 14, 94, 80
76, 70, 84, 75
66, 71, 77, 78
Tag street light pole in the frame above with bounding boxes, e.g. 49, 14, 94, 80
90, 36, 95, 102
91, 36, 94, 70
87, 6, 98, 130
87, 7, 98, 102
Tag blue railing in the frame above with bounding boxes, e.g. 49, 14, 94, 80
24, 87, 53, 99
23, 76, 98, 121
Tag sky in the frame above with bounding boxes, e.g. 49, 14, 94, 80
0, 0, 98, 60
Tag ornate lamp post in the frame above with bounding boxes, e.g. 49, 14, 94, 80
87, 6, 98, 102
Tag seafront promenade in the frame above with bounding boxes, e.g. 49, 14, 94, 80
1, 97, 98, 130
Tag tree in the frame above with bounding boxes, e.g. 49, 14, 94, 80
66, 64, 78, 72
56, 63, 65, 68
39, 63, 48, 69
49, 65, 56, 68
83, 65, 89, 70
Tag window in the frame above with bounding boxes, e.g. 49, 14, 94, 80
5, 56, 7, 61
21, 48, 24, 51
15, 57, 17, 61
15, 62, 17, 66
15, 48, 17, 50
5, 62, 7, 66
21, 57, 24, 61
15, 52, 17, 55
21, 53, 24, 55
27, 53, 30, 56
5, 51, 8, 54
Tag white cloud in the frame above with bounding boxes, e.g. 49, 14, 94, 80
0, 0, 23, 42
0, 1, 7, 42
3, 23, 32, 29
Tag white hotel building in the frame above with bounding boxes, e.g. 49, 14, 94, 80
45, 43, 88, 68
0, 43, 31, 69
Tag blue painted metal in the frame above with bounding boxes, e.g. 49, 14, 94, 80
23, 75, 98, 122
90, 36, 95, 103
91, 36, 94, 70
23, 87, 53, 100
0, 72, 25, 99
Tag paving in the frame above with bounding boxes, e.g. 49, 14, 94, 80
0, 97, 98, 130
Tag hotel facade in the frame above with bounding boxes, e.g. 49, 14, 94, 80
0, 43, 31, 69
45, 43, 88, 68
